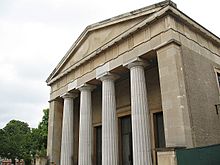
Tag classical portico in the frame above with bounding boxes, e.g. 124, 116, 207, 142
46, 1, 220, 165
46, 1, 190, 164
55, 58, 155, 165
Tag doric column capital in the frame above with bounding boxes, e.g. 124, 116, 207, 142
61, 92, 78, 99
124, 57, 150, 69
99, 72, 119, 82
77, 83, 96, 92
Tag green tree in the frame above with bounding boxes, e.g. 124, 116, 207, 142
0, 120, 32, 164
31, 108, 49, 157
38, 108, 49, 149
0, 109, 49, 165
0, 129, 7, 157
0, 109, 49, 164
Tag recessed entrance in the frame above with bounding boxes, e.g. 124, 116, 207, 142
120, 116, 133, 165
95, 126, 102, 165
153, 112, 165, 148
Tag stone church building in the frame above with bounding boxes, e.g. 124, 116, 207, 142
46, 1, 220, 165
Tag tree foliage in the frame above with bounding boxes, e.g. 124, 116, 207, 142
0, 109, 49, 164
0, 120, 32, 164
31, 109, 49, 157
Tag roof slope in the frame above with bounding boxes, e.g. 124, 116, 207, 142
46, 0, 176, 83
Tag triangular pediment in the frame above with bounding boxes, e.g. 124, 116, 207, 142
47, 0, 220, 85
58, 16, 147, 73
47, 0, 175, 83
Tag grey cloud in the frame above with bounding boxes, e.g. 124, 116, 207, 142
15, 60, 54, 80
0, 79, 49, 105
0, 103, 45, 128
0, 0, 150, 28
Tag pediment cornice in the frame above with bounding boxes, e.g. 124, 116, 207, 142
46, 1, 176, 84
47, 1, 220, 85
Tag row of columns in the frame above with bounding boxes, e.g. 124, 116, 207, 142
60, 59, 152, 165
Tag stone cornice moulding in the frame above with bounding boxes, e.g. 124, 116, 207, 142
168, 6, 220, 44
98, 72, 120, 82
76, 83, 96, 92
67, 79, 78, 91
47, 5, 171, 85
47, 4, 220, 86
48, 38, 190, 101
60, 92, 78, 99
95, 62, 111, 79
123, 57, 150, 69
48, 97, 62, 103
46, 1, 174, 84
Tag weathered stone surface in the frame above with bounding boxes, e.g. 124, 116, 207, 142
47, 1, 220, 165
157, 43, 193, 148
100, 73, 119, 165
128, 59, 153, 165
47, 100, 63, 165
157, 150, 177, 165
181, 45, 220, 146
60, 93, 77, 165
78, 84, 95, 165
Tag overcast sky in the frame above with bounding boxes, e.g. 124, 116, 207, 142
0, 0, 219, 129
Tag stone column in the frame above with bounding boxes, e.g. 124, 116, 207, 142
60, 92, 77, 165
47, 100, 63, 165
128, 60, 152, 165
78, 84, 95, 165
100, 73, 119, 165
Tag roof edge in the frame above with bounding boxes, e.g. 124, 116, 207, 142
47, 5, 220, 85
46, 0, 176, 83
88, 0, 176, 29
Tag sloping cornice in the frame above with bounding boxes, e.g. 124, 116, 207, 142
47, 1, 220, 85
46, 0, 176, 83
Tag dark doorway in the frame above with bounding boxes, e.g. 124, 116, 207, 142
153, 112, 166, 148
95, 126, 102, 165
120, 116, 133, 165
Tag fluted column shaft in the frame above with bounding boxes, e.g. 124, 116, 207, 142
60, 93, 76, 165
78, 84, 95, 165
100, 74, 119, 165
128, 61, 152, 165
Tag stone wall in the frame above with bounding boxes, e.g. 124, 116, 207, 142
157, 150, 177, 165
181, 45, 220, 147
